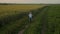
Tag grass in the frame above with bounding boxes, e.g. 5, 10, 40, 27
23, 5, 60, 34
0, 5, 45, 25
1, 4, 60, 34
0, 13, 28, 34
47, 5, 60, 34
0, 4, 45, 25
0, 4, 45, 34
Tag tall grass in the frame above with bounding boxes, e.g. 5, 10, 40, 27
0, 5, 44, 27
47, 5, 60, 34
0, 5, 45, 34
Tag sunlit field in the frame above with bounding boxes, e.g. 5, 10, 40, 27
0, 5, 44, 18
0, 5, 44, 11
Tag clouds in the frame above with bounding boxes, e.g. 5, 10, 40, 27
0, 0, 60, 4
40, 0, 60, 4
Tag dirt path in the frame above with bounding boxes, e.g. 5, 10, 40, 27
41, 14, 47, 34
41, 7, 49, 34
18, 24, 29, 34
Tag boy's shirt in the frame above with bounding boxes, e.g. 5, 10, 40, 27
29, 13, 32, 18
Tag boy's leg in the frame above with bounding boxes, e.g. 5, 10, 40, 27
29, 17, 32, 22
29, 18, 31, 22
30, 18, 32, 22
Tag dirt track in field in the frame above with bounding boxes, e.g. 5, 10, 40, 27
41, 7, 48, 34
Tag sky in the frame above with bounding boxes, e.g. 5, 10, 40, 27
0, 0, 60, 4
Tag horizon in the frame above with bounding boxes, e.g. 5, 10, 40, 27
0, 0, 60, 4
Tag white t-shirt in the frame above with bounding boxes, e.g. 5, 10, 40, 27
28, 13, 32, 18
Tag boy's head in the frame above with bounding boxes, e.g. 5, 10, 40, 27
29, 12, 32, 14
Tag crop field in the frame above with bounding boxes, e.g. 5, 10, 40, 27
0, 5, 44, 17
0, 4, 60, 34
0, 5, 44, 11
0, 4, 45, 34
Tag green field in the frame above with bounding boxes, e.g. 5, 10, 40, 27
0, 4, 60, 34
23, 5, 60, 34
